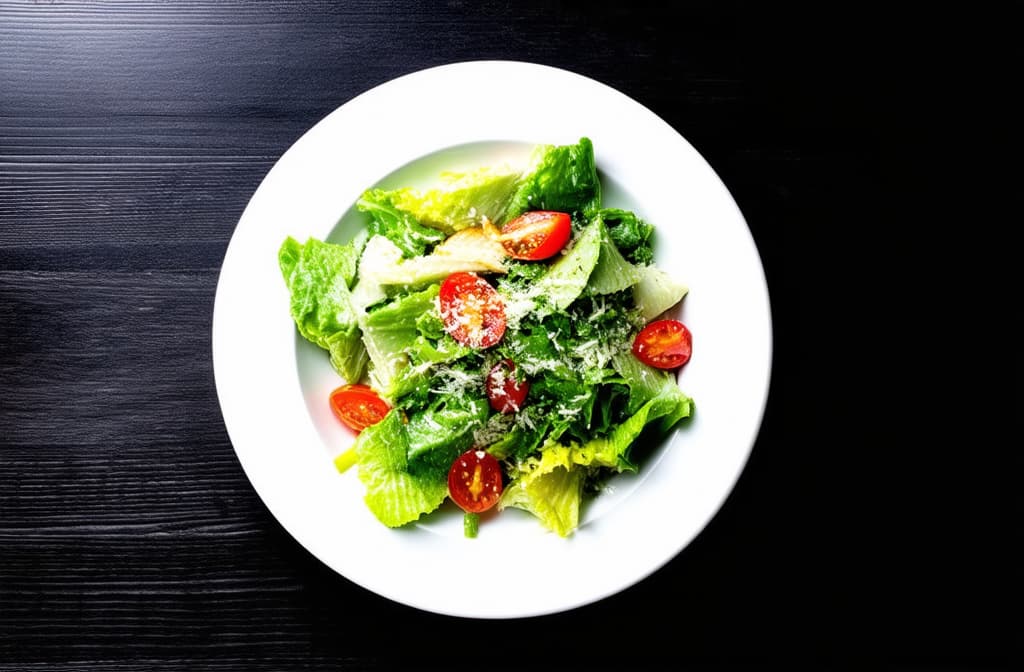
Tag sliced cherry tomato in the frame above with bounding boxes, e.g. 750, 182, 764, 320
485, 359, 530, 414
632, 319, 693, 369
329, 384, 391, 433
439, 272, 506, 348
448, 448, 504, 513
499, 211, 572, 260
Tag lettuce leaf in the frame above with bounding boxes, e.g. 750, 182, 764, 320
407, 333, 474, 367
361, 284, 440, 398
505, 137, 601, 219
278, 236, 367, 382
499, 460, 585, 538
287, 137, 694, 536
497, 318, 573, 379
586, 215, 643, 296
382, 167, 522, 234
500, 218, 602, 324
611, 349, 691, 421
498, 356, 692, 536
599, 208, 654, 265
632, 263, 689, 321
486, 408, 552, 461
497, 429, 625, 537
579, 389, 691, 472
366, 137, 599, 238
354, 229, 507, 288
405, 394, 489, 470
357, 189, 446, 257
354, 410, 448, 527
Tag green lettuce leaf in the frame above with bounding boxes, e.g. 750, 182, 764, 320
357, 189, 446, 257
505, 137, 601, 219
500, 461, 585, 538
500, 218, 602, 324
354, 410, 449, 527
578, 388, 691, 472
486, 408, 553, 461
366, 138, 599, 238
407, 333, 474, 367
498, 356, 692, 536
632, 263, 689, 321
497, 431, 623, 537
361, 284, 440, 398
599, 208, 654, 265
353, 229, 507, 288
278, 236, 367, 382
586, 215, 643, 296
589, 381, 632, 438
611, 349, 691, 421
405, 394, 490, 470
497, 318, 573, 379
384, 167, 522, 234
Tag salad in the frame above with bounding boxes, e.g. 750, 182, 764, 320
278, 138, 693, 537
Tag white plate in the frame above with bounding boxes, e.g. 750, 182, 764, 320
212, 60, 771, 619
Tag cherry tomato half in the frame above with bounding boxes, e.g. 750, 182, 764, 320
439, 272, 506, 348
632, 319, 693, 369
485, 359, 530, 414
448, 448, 504, 513
329, 384, 391, 433
499, 211, 572, 260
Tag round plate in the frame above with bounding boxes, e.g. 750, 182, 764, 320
212, 60, 771, 618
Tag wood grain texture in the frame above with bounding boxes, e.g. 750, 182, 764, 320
1, 1, 1010, 669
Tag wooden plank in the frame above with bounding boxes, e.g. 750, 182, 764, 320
0, 1, 746, 119
0, 116, 303, 254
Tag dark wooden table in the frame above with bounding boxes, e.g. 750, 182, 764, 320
1, 2, 1012, 669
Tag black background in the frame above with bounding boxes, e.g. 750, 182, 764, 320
1, 1, 1015, 670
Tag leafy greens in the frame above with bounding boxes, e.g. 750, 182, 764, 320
279, 137, 691, 536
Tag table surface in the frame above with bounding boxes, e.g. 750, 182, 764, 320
1, 2, 1013, 670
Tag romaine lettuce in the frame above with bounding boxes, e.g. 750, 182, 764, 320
374, 137, 601, 235
357, 189, 446, 257
486, 408, 553, 461
600, 207, 655, 265
281, 137, 693, 538
498, 378, 691, 536
505, 137, 601, 219
354, 228, 507, 288
278, 236, 367, 382
497, 430, 629, 537
503, 217, 603, 322
580, 389, 691, 472
361, 284, 440, 398
585, 215, 643, 296
611, 349, 691, 419
633, 263, 689, 321
379, 166, 522, 234
499, 458, 585, 538
354, 410, 449, 527
405, 394, 489, 470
